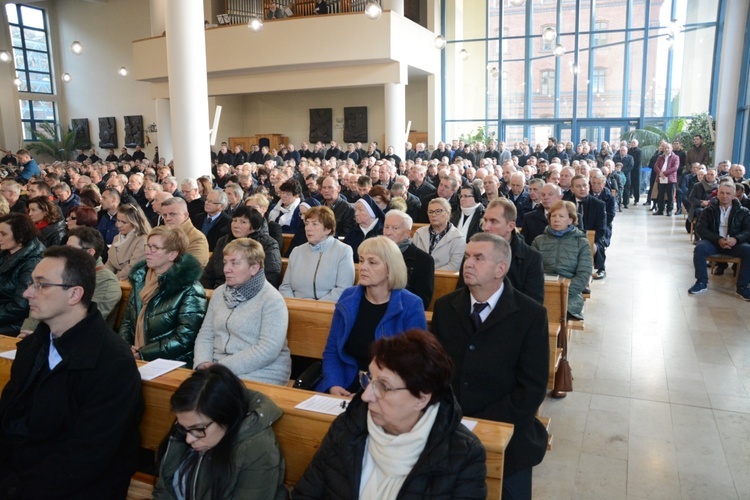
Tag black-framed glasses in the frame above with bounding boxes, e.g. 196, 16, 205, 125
359, 371, 408, 399
27, 281, 73, 292
175, 421, 214, 439
427, 209, 445, 216
144, 243, 166, 252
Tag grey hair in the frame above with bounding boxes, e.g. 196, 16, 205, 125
385, 209, 413, 229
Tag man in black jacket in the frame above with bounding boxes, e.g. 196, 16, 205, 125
0, 247, 143, 499
689, 182, 750, 299
192, 189, 231, 252
571, 174, 608, 279
432, 232, 548, 498
320, 176, 355, 237
383, 210, 434, 308
522, 183, 562, 245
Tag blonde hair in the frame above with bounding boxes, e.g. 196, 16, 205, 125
357, 236, 408, 290
148, 225, 188, 256
223, 237, 265, 269
548, 200, 578, 226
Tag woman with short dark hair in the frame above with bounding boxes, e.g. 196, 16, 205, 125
66, 205, 99, 229
293, 329, 487, 499
0, 213, 45, 335
153, 364, 287, 499
268, 179, 302, 233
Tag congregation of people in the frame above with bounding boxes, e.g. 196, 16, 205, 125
0, 132, 748, 500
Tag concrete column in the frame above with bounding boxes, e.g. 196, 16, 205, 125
150, 0, 167, 37
165, 0, 211, 180
714, 0, 749, 165
427, 74, 441, 146
384, 82, 406, 160
382, 0, 403, 16
155, 98, 173, 164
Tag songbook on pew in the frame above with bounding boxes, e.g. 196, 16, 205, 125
138, 358, 186, 381
0, 349, 16, 360
544, 274, 561, 281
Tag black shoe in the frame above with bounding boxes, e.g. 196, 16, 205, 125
714, 263, 727, 276
667, 212, 672, 216
653, 211, 664, 216
582, 287, 591, 295
623, 205, 629, 209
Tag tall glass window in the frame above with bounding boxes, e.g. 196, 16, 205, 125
442, 0, 722, 142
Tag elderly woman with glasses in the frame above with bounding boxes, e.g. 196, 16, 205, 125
293, 329, 487, 499
317, 236, 426, 396
413, 198, 466, 271
153, 364, 287, 500
119, 226, 207, 364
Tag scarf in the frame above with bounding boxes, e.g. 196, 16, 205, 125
701, 177, 718, 193
456, 204, 480, 236
135, 268, 161, 351
396, 237, 412, 253
360, 402, 440, 500
548, 224, 577, 238
34, 220, 49, 231
428, 224, 451, 254
223, 269, 266, 309
269, 197, 300, 227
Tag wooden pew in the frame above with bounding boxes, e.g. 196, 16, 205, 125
0, 336, 513, 499
282, 233, 293, 256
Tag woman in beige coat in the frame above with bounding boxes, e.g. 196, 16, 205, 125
106, 204, 152, 279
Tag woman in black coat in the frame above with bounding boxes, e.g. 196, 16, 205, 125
293, 330, 486, 500
27, 196, 66, 248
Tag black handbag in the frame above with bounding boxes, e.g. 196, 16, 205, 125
293, 360, 323, 391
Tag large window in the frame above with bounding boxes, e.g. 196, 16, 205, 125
6, 3, 57, 141
443, 0, 722, 142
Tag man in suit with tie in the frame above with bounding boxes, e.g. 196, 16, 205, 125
192, 189, 231, 252
571, 174, 608, 279
431, 232, 549, 499
521, 182, 562, 245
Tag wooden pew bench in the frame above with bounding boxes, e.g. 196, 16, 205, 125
0, 336, 514, 499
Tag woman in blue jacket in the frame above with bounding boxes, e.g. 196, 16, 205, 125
318, 236, 427, 396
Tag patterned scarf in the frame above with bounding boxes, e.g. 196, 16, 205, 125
223, 269, 266, 309
428, 224, 451, 254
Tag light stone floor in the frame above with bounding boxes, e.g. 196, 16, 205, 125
531, 203, 750, 500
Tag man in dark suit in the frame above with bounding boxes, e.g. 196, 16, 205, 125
590, 173, 617, 230
390, 182, 421, 221
383, 210, 434, 309
522, 183, 562, 245
192, 189, 231, 252
432, 232, 549, 498
613, 144, 634, 208
508, 171, 530, 226
571, 174, 608, 279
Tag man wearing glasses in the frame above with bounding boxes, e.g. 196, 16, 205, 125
0, 246, 143, 498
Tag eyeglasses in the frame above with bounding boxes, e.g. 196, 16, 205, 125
175, 421, 214, 439
359, 371, 408, 399
27, 281, 73, 291
427, 209, 445, 216
144, 243, 166, 252
459, 194, 475, 199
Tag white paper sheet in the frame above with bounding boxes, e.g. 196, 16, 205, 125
295, 395, 350, 416
0, 349, 16, 360
138, 358, 186, 381
461, 418, 478, 431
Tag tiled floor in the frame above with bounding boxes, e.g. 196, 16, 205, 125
532, 203, 750, 499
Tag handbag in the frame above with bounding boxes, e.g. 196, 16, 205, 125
293, 360, 323, 391
553, 325, 573, 393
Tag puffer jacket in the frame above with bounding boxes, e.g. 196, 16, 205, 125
292, 388, 487, 499
153, 389, 287, 500
0, 237, 45, 334
38, 219, 66, 248
532, 226, 592, 319
200, 222, 282, 289
119, 254, 207, 365
695, 198, 750, 244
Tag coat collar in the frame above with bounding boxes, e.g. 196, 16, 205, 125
449, 277, 519, 336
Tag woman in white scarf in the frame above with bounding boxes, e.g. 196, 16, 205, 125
293, 329, 487, 500
451, 184, 485, 243
268, 179, 302, 232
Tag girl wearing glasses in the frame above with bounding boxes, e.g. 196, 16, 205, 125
294, 329, 487, 499
153, 364, 287, 500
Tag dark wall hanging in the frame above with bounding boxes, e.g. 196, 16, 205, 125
309, 108, 332, 143
124, 115, 144, 147
71, 118, 91, 149
98, 117, 117, 149
343, 107, 368, 143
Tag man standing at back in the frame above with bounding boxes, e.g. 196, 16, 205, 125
432, 232, 548, 498
0, 247, 143, 498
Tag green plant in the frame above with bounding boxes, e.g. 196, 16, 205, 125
459, 126, 496, 146
620, 118, 691, 163
26, 123, 87, 162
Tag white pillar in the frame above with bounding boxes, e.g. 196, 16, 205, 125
382, 0, 403, 16
150, 0, 167, 37
155, 98, 173, 164
714, 0, 749, 166
165, 0, 211, 180
427, 74, 441, 147
385, 82, 406, 160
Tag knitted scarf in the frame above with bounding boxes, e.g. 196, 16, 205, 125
701, 177, 718, 193
223, 268, 266, 309
548, 224, 577, 238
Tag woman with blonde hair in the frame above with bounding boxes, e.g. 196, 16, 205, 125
106, 204, 153, 279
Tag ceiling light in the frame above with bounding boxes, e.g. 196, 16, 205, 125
70, 41, 84, 55
0, 50, 11, 63
542, 27, 557, 42
459, 49, 469, 60
434, 35, 446, 49
364, 1, 382, 20
509, 0, 526, 6
61, 73, 72, 83
118, 66, 128, 76
247, 17, 263, 32
13, 77, 22, 87
553, 43, 565, 56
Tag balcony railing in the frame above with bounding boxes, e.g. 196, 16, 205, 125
224, 0, 380, 25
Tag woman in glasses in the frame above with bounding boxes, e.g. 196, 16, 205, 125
119, 226, 207, 365
153, 364, 287, 500
0, 213, 44, 335
413, 198, 466, 271
293, 329, 487, 499
105, 204, 152, 280
317, 236, 425, 396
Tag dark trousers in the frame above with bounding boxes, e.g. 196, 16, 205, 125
622, 174, 632, 207
502, 467, 532, 500
657, 182, 674, 213
693, 240, 750, 288
631, 167, 641, 203
594, 242, 606, 271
